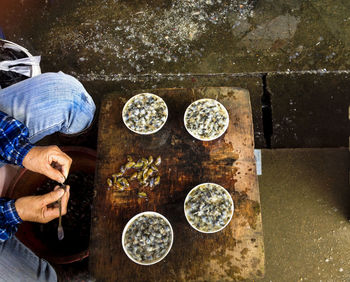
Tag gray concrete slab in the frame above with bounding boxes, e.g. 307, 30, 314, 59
259, 148, 350, 281
267, 73, 350, 148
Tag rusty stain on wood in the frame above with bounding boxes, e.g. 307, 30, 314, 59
90, 87, 265, 281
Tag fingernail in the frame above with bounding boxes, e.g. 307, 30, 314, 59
57, 189, 65, 197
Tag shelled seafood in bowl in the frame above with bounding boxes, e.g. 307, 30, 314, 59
122, 93, 168, 135
184, 183, 234, 233
184, 98, 229, 141
122, 212, 173, 265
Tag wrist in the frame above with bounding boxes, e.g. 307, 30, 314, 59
14, 198, 25, 222
18, 143, 34, 167
7, 199, 23, 223
22, 145, 36, 168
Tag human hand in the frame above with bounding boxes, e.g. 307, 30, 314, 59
22, 145, 72, 183
15, 185, 70, 223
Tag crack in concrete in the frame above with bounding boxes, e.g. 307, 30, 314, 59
261, 74, 273, 149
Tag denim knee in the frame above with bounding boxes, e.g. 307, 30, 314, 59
40, 72, 96, 135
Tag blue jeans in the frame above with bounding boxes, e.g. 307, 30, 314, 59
0, 236, 57, 281
0, 72, 96, 281
0, 72, 96, 145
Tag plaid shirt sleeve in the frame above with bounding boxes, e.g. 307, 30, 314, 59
0, 199, 22, 242
0, 110, 33, 166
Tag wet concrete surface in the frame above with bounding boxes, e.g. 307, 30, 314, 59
2, 0, 350, 74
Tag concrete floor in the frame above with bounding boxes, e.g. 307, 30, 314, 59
259, 148, 350, 281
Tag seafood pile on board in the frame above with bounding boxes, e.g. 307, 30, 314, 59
106, 155, 161, 199
184, 183, 233, 233
122, 212, 173, 265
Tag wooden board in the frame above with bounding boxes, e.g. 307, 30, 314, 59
89, 87, 265, 281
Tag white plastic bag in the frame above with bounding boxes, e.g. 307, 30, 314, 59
0, 39, 41, 89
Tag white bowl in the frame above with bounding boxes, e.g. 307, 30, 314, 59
184, 183, 234, 233
122, 93, 168, 135
184, 98, 229, 141
122, 211, 173, 265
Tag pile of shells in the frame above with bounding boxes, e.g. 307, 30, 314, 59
122, 212, 173, 265
184, 98, 229, 141
184, 183, 234, 233
106, 155, 161, 198
122, 93, 168, 135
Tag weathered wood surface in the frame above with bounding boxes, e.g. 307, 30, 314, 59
89, 87, 265, 281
